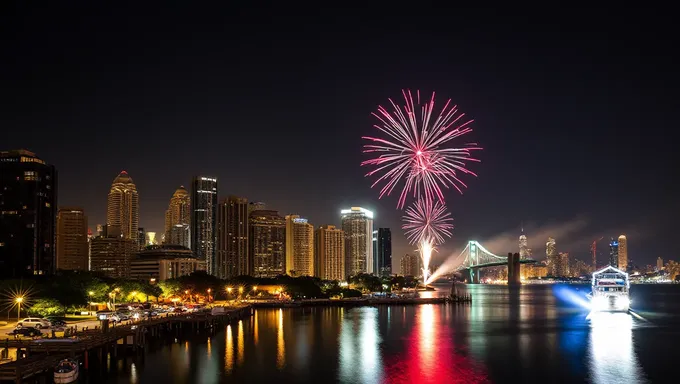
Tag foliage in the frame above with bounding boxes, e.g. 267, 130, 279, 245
28, 298, 64, 317
349, 273, 383, 292
158, 280, 182, 298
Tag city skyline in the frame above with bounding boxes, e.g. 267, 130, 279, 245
3, 6, 677, 266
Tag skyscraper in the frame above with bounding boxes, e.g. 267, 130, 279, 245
248, 201, 266, 215
519, 231, 529, 259
56, 207, 88, 271
164, 186, 191, 248
216, 196, 249, 279
285, 215, 314, 277
609, 238, 619, 268
656, 257, 664, 271
400, 253, 419, 276
557, 252, 570, 277
249, 210, 286, 277
90, 225, 136, 278
137, 227, 146, 250
191, 176, 217, 275
0, 149, 57, 277
107, 171, 139, 242
341, 207, 374, 277
376, 228, 392, 276
546, 237, 557, 276
618, 234, 628, 271
314, 225, 345, 280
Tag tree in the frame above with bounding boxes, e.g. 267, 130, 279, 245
28, 299, 64, 317
158, 280, 181, 299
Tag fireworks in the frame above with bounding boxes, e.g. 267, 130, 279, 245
402, 199, 453, 245
361, 89, 481, 209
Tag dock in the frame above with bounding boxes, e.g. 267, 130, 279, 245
0, 306, 252, 383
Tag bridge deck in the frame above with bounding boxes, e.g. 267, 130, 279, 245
458, 259, 537, 270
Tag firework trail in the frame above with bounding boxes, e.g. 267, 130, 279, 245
362, 89, 481, 209
402, 199, 454, 245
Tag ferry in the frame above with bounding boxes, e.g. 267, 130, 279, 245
588, 266, 630, 312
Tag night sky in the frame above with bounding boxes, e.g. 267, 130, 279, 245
2, 5, 677, 267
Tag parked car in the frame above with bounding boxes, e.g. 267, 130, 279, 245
17, 318, 51, 329
8, 327, 42, 337
46, 317, 67, 327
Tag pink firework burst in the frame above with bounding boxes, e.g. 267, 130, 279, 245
361, 89, 481, 209
402, 199, 454, 245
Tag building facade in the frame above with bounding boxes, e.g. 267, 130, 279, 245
609, 237, 619, 268
400, 253, 419, 276
617, 234, 628, 271
216, 196, 249, 279
249, 210, 286, 277
375, 228, 392, 276
106, 171, 139, 242
129, 245, 205, 281
546, 237, 557, 276
314, 225, 345, 280
164, 186, 191, 248
0, 149, 57, 277
56, 207, 88, 271
191, 176, 217, 275
341, 207, 374, 277
285, 215, 314, 277
90, 225, 137, 278
557, 252, 570, 277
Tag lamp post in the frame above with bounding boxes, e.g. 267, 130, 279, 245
207, 289, 212, 303
238, 286, 244, 301
88, 291, 94, 315
16, 297, 23, 321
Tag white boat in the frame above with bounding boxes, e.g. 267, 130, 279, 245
54, 358, 78, 383
588, 266, 630, 312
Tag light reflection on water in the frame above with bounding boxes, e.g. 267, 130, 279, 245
97, 284, 680, 383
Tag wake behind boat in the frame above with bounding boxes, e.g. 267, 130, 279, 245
54, 358, 78, 383
588, 266, 630, 312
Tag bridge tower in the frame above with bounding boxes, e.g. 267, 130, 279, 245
507, 252, 521, 285
468, 241, 480, 283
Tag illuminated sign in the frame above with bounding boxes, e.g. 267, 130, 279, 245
292, 218, 308, 224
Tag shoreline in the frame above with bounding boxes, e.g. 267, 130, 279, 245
248, 296, 471, 308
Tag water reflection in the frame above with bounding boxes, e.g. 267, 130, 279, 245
339, 307, 383, 383
588, 312, 647, 383
277, 308, 286, 369
225, 324, 233, 373
237, 320, 244, 366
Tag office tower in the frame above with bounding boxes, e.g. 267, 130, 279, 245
0, 149, 57, 277
130, 245, 206, 281
400, 253, 419, 276
106, 171, 139, 241
56, 207, 88, 271
285, 215, 314, 277
546, 237, 557, 276
248, 201, 266, 215
137, 228, 146, 250
249, 210, 286, 277
618, 235, 628, 271
314, 225, 345, 280
191, 176, 217, 275
341, 207, 374, 277
216, 196, 249, 279
609, 238, 619, 268
164, 186, 191, 248
376, 228, 392, 276
96, 224, 103, 237
558, 252, 570, 277
90, 225, 136, 278
519, 231, 529, 258
656, 257, 663, 271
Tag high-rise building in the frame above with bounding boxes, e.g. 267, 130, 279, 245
90, 225, 136, 278
341, 207, 374, 277
285, 215, 314, 277
656, 257, 663, 271
400, 253, 419, 276
216, 196, 249, 279
618, 235, 628, 271
609, 238, 619, 268
0, 149, 57, 277
557, 252, 570, 277
248, 201, 266, 215
376, 228, 392, 276
519, 231, 529, 259
546, 237, 557, 276
56, 207, 88, 271
106, 171, 139, 242
314, 225, 345, 280
191, 176, 217, 275
137, 227, 146, 250
164, 186, 191, 248
130, 245, 206, 282
249, 210, 286, 277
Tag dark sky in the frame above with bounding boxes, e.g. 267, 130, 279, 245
2, 5, 678, 267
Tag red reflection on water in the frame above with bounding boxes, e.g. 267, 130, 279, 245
383, 305, 489, 384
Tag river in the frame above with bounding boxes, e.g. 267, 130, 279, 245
94, 284, 680, 383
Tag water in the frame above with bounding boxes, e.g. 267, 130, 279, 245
97, 284, 680, 383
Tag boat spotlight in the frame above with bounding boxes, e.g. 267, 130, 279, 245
592, 296, 607, 311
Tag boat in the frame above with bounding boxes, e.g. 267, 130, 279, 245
54, 358, 78, 383
588, 266, 630, 312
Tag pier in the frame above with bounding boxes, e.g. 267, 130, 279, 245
0, 306, 252, 383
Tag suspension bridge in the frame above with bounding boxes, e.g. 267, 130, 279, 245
455, 240, 537, 283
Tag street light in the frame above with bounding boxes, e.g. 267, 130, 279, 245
88, 291, 94, 315
16, 297, 23, 321
207, 288, 212, 303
